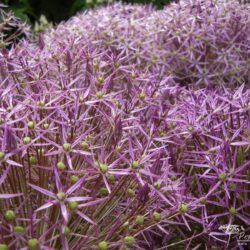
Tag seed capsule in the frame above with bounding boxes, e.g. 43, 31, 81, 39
200, 198, 207, 205
57, 161, 66, 171
131, 72, 136, 79
96, 76, 104, 86
37, 100, 45, 107
100, 164, 108, 174
96, 91, 104, 99
108, 175, 115, 183
28, 121, 35, 129
98, 241, 108, 250
127, 188, 135, 197
153, 212, 161, 222
153, 182, 161, 190
43, 123, 49, 129
5, 210, 15, 221
28, 239, 39, 249
23, 137, 31, 145
80, 141, 89, 150
0, 244, 8, 250
0, 151, 5, 161
79, 96, 84, 103
139, 92, 145, 101
124, 236, 135, 247
14, 226, 25, 235
211, 246, 218, 250
100, 187, 109, 196
57, 192, 65, 201
229, 183, 236, 190
218, 173, 227, 181
229, 207, 237, 216
63, 143, 71, 152
29, 156, 38, 165
68, 201, 78, 211
63, 226, 70, 236
170, 175, 177, 181
131, 161, 139, 169
70, 175, 79, 183
6, 106, 12, 112
179, 203, 188, 213
135, 215, 144, 225
38, 149, 45, 155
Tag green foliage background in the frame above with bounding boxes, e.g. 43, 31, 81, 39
3, 0, 173, 24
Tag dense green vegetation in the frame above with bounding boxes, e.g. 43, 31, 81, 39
3, 0, 173, 24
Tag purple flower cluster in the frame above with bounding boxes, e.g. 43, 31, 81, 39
0, 1, 250, 249
0, 4, 30, 48
44, 0, 250, 88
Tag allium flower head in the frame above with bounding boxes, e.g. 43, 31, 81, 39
0, 0, 250, 249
